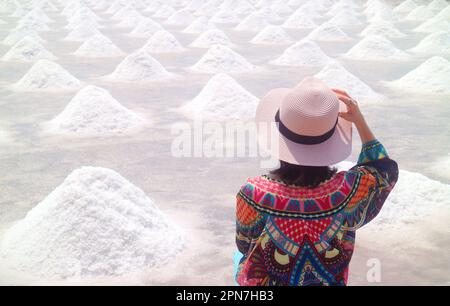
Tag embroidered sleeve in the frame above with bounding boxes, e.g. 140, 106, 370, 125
236, 183, 266, 257
342, 140, 399, 230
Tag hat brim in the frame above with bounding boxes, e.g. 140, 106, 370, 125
256, 88, 352, 166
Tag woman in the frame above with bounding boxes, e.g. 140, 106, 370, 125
235, 77, 398, 286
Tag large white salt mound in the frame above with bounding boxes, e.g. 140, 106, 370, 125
427, 0, 449, 12
409, 32, 450, 55
191, 44, 255, 74
270, 0, 293, 14
129, 18, 164, 38
328, 11, 363, 27
2, 37, 57, 62
414, 17, 450, 33
47, 86, 145, 136
315, 62, 382, 102
16, 17, 51, 32
390, 56, 450, 94
251, 25, 293, 45
430, 154, 450, 181
337, 161, 450, 231
256, 7, 283, 23
405, 5, 436, 21
195, 1, 217, 17
393, 0, 418, 14
73, 34, 125, 58
112, 6, 141, 21
210, 10, 241, 24
272, 40, 333, 67
153, 5, 176, 19
141, 30, 185, 53
183, 16, 217, 34
235, 12, 270, 32
190, 29, 232, 48
116, 14, 146, 29
166, 9, 196, 26
14, 60, 81, 91
307, 22, 352, 42
66, 17, 101, 30
2, 27, 45, 46
64, 23, 103, 42
221, 0, 255, 15
108, 49, 173, 82
360, 21, 406, 39
282, 11, 317, 29
182, 73, 259, 120
0, 166, 183, 278
345, 35, 411, 61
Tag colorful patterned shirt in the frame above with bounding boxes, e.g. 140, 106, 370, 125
235, 140, 399, 286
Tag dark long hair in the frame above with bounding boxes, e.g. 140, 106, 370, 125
270, 160, 337, 188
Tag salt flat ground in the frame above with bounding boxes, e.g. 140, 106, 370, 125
0, 0, 450, 285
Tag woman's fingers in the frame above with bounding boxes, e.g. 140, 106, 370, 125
332, 89, 351, 98
336, 95, 354, 107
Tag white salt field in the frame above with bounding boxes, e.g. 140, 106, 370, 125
0, 0, 450, 286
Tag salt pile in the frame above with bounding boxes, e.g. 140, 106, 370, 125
306, 22, 352, 42
112, 6, 141, 21
345, 35, 411, 61
107, 49, 173, 82
17, 16, 51, 32
256, 7, 282, 23
270, 0, 293, 14
47, 86, 145, 137
393, 0, 418, 15
315, 62, 382, 102
129, 18, 164, 38
210, 10, 241, 24
191, 44, 254, 74
190, 29, 232, 48
0, 0, 19, 14
2, 27, 45, 46
141, 30, 185, 53
22, 7, 53, 24
0, 166, 183, 278
235, 12, 270, 32
328, 11, 363, 27
221, 0, 254, 15
430, 154, 450, 181
282, 11, 317, 29
73, 34, 125, 58
251, 25, 293, 45
327, 1, 359, 16
195, 1, 217, 17
427, 0, 449, 12
186, 0, 205, 11
116, 13, 146, 29
13, 60, 81, 91
414, 16, 450, 33
390, 56, 450, 94
166, 9, 196, 26
183, 16, 218, 34
67, 17, 101, 31
64, 23, 103, 42
153, 5, 176, 19
405, 6, 436, 21
182, 73, 259, 120
2, 37, 57, 62
360, 21, 406, 39
272, 40, 333, 67
409, 31, 450, 55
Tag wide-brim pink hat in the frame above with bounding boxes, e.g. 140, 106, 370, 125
256, 77, 352, 166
